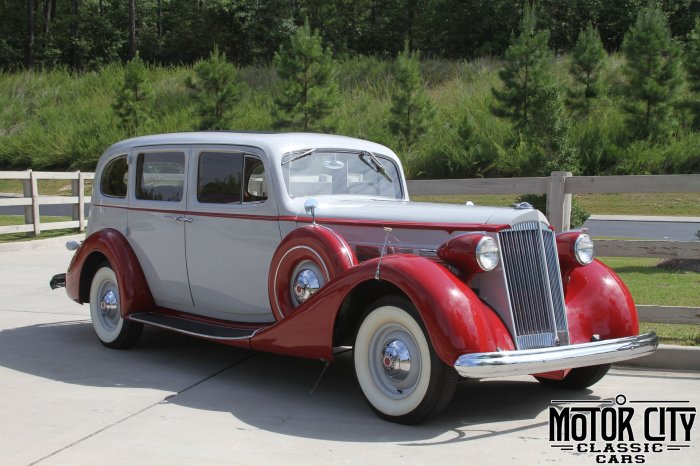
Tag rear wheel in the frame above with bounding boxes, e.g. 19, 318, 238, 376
535, 364, 611, 390
89, 264, 142, 349
353, 296, 457, 424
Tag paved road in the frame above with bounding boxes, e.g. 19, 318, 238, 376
1, 241, 698, 465
583, 219, 700, 241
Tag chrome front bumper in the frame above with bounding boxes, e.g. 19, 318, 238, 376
454, 332, 659, 378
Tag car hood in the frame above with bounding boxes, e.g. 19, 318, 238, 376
288, 197, 549, 229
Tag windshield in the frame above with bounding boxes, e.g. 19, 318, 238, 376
281, 150, 403, 199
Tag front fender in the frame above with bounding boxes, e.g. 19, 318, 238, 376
251, 255, 514, 365
66, 228, 155, 316
565, 259, 639, 344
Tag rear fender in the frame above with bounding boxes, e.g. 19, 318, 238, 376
66, 228, 155, 316
252, 255, 514, 365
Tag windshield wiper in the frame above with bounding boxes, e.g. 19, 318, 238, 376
281, 148, 315, 165
361, 151, 393, 182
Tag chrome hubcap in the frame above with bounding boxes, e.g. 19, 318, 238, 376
96, 281, 120, 331
100, 290, 118, 315
381, 339, 411, 381
293, 269, 321, 303
290, 260, 325, 307
369, 324, 421, 399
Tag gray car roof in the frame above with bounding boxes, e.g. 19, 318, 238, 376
103, 132, 397, 163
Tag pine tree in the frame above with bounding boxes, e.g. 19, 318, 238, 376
567, 22, 607, 116
112, 53, 150, 135
490, 4, 573, 175
621, 2, 682, 140
491, 4, 554, 133
685, 17, 700, 130
388, 40, 435, 147
185, 46, 243, 130
273, 18, 339, 132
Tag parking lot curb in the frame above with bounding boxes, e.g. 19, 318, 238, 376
0, 234, 85, 253
616, 344, 700, 372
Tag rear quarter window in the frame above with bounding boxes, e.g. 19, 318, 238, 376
100, 156, 128, 198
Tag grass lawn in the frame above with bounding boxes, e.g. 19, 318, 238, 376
597, 257, 700, 346
0, 179, 93, 196
639, 322, 700, 346
0, 215, 79, 243
598, 257, 700, 308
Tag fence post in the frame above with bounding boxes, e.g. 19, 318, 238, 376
78, 171, 85, 232
71, 171, 80, 228
546, 171, 572, 232
30, 170, 41, 235
22, 169, 34, 237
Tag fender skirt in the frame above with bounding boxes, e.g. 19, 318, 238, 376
252, 254, 515, 365
66, 228, 155, 316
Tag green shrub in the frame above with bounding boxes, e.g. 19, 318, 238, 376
517, 194, 591, 229
0, 54, 697, 177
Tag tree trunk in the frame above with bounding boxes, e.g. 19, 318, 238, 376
157, 0, 162, 37
42, 0, 51, 34
406, 1, 415, 50
26, 0, 34, 70
129, 0, 136, 59
71, 0, 79, 69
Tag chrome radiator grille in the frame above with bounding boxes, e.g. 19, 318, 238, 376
498, 222, 569, 349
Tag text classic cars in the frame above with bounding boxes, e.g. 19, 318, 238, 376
51, 132, 658, 424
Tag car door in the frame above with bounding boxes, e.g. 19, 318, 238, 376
127, 146, 194, 310
185, 146, 281, 323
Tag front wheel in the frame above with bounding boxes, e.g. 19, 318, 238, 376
89, 264, 143, 349
353, 296, 457, 424
535, 364, 611, 390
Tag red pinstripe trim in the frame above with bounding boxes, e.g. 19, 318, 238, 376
95, 204, 279, 222
96, 204, 510, 232
280, 216, 510, 233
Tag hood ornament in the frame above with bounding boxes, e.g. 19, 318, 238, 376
513, 202, 533, 210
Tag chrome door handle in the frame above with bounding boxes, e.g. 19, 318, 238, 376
175, 216, 193, 223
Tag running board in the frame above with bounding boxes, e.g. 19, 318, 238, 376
129, 312, 261, 340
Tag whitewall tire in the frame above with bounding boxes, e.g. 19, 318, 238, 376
354, 296, 458, 424
89, 264, 142, 349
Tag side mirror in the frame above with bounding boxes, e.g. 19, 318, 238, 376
304, 199, 319, 224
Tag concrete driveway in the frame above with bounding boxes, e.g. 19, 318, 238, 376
1, 241, 698, 465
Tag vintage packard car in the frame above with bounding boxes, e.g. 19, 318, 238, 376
51, 132, 658, 424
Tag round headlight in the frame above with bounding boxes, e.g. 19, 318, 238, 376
476, 236, 500, 271
574, 234, 595, 265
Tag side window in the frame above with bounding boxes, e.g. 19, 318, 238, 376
135, 152, 185, 202
100, 156, 128, 198
198, 152, 242, 204
244, 155, 268, 203
197, 152, 268, 204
